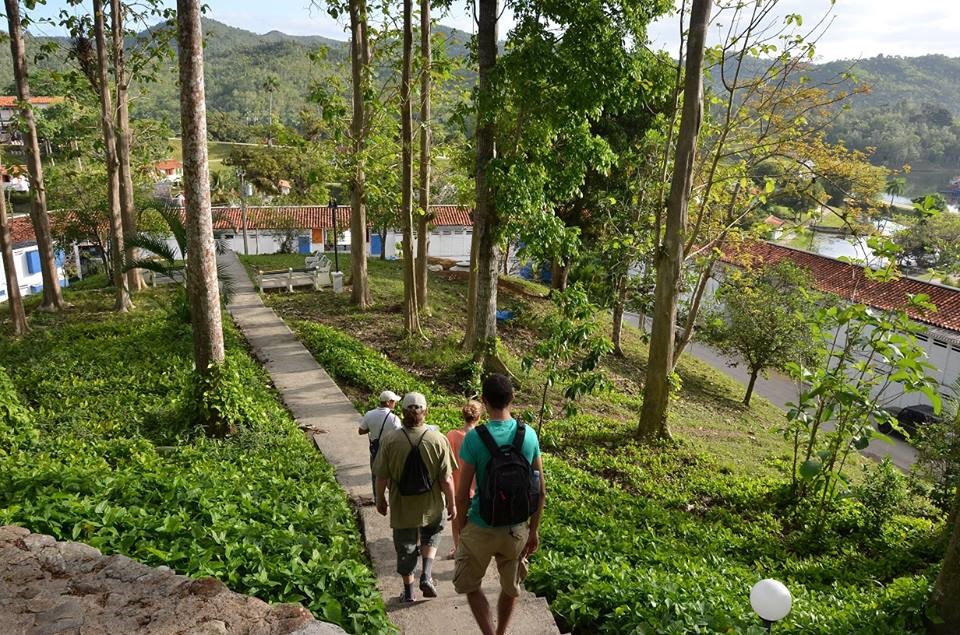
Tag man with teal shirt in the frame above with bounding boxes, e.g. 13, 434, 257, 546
453, 374, 546, 635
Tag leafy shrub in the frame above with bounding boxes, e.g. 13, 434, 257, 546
856, 458, 908, 534
0, 292, 390, 634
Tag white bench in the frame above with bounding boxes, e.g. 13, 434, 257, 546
254, 266, 332, 293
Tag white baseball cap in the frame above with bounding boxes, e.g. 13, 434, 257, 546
401, 392, 428, 411
379, 390, 400, 403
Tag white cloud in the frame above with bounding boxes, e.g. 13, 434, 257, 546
646, 0, 960, 62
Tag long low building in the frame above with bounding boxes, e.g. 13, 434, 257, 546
204, 204, 473, 260
720, 240, 960, 407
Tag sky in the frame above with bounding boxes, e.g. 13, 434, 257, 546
24, 0, 960, 63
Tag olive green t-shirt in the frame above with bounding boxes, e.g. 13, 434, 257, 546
372, 424, 456, 529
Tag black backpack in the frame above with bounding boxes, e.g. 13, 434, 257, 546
476, 422, 539, 526
397, 428, 433, 496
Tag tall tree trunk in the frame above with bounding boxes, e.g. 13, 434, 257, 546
0, 165, 27, 336
348, 0, 371, 308
400, 0, 420, 334
637, 0, 710, 441
4, 0, 64, 312
176, 0, 225, 382
111, 0, 143, 293
415, 0, 432, 312
467, 0, 500, 365
611, 274, 627, 356
743, 368, 759, 406
463, 221, 479, 347
930, 486, 960, 633
93, 0, 132, 312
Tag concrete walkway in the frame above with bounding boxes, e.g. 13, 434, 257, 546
221, 251, 560, 635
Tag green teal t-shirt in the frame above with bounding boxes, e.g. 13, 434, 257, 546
459, 418, 541, 527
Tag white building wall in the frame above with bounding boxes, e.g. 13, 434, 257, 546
0, 244, 67, 303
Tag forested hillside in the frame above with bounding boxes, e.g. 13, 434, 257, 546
5, 18, 959, 193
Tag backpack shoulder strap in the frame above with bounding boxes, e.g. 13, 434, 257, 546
374, 410, 392, 442
476, 424, 503, 457
512, 421, 526, 454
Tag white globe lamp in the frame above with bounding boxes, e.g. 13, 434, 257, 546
750, 579, 792, 632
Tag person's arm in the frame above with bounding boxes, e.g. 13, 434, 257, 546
454, 461, 475, 532
524, 455, 546, 557
358, 427, 369, 435
375, 476, 389, 516
440, 475, 457, 521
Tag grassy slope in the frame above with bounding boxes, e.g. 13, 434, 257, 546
168, 138, 251, 175
241, 253, 798, 478
241, 253, 945, 634
0, 286, 389, 634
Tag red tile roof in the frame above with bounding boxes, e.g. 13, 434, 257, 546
720, 241, 960, 333
7, 214, 37, 246
0, 96, 63, 108
152, 159, 182, 172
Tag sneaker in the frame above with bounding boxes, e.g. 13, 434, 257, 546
419, 577, 438, 598
398, 592, 416, 604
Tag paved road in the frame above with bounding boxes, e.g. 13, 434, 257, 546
623, 312, 918, 469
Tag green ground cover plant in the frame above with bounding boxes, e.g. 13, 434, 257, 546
0, 288, 389, 634
244, 254, 947, 634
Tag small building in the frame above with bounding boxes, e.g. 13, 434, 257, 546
0, 96, 64, 144
0, 165, 29, 192
151, 159, 183, 179
277, 179, 291, 196
0, 214, 70, 303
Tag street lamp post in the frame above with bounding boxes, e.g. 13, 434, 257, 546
330, 197, 340, 273
750, 579, 792, 633
238, 169, 250, 255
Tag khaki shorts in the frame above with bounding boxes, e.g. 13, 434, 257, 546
453, 522, 529, 598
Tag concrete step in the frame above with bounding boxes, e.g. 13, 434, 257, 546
386, 590, 561, 635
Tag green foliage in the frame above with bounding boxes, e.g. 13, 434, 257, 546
292, 320, 462, 430
913, 378, 960, 512
785, 301, 940, 522
278, 307, 941, 634
856, 458, 909, 534
0, 291, 389, 634
704, 261, 821, 405
520, 284, 612, 430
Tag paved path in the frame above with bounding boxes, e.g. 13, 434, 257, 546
221, 251, 560, 635
623, 313, 918, 470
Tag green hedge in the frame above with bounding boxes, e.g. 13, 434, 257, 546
0, 296, 390, 634
285, 319, 941, 634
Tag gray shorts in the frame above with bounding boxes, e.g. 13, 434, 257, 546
393, 521, 444, 576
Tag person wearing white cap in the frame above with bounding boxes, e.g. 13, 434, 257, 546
359, 390, 402, 504
373, 392, 457, 603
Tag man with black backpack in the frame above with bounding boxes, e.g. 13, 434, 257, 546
453, 374, 546, 635
359, 390, 401, 505
373, 392, 457, 603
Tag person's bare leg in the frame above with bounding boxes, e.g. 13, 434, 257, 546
495, 592, 517, 635
466, 590, 495, 635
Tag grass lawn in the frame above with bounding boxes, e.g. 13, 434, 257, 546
0, 286, 390, 634
168, 137, 257, 175
241, 253, 946, 634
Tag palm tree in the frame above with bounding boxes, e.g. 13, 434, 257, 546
123, 204, 234, 307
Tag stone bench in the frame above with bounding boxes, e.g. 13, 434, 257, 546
254, 267, 331, 293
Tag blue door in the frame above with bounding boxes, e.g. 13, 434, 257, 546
298, 236, 312, 254
370, 233, 382, 256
